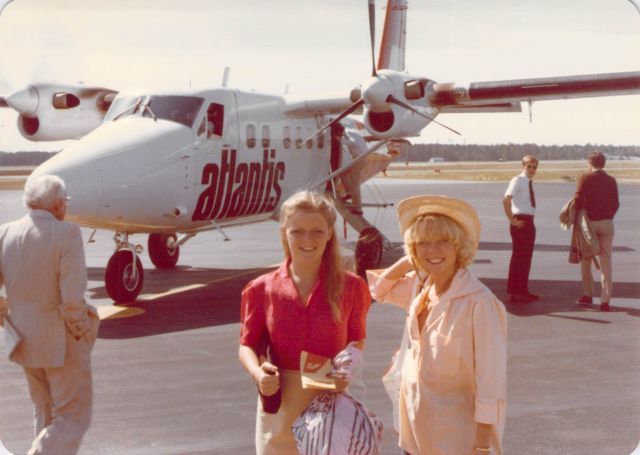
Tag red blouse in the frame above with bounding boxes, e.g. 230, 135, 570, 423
239, 259, 371, 370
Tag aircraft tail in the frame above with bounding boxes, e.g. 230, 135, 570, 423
377, 0, 408, 71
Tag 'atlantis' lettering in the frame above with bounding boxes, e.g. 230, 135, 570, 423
192, 149, 285, 221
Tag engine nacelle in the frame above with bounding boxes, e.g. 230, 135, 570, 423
7, 83, 117, 141
359, 70, 439, 139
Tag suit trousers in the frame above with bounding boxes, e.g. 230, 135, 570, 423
22, 332, 94, 455
508, 216, 536, 295
581, 219, 614, 303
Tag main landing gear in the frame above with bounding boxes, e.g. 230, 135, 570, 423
104, 232, 188, 303
332, 198, 390, 277
148, 233, 180, 268
355, 226, 385, 276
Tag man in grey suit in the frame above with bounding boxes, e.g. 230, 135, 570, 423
0, 174, 99, 455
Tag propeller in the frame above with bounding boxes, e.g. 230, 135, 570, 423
368, 0, 377, 77
303, 0, 460, 145
386, 95, 461, 135
2, 86, 38, 115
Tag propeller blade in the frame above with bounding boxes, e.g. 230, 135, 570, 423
368, 0, 377, 77
386, 95, 461, 136
303, 98, 365, 145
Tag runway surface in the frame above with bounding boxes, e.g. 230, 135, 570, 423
1, 178, 639, 454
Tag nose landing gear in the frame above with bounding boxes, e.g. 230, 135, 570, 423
105, 239, 144, 304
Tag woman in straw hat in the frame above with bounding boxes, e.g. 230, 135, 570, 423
239, 190, 371, 454
367, 195, 507, 455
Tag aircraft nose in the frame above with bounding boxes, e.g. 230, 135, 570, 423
30, 152, 104, 225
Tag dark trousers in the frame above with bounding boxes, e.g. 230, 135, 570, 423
508, 215, 536, 295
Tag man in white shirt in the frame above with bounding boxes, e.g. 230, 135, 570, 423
503, 155, 539, 303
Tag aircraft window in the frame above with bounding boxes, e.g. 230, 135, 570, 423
52, 92, 80, 109
197, 118, 206, 137
295, 127, 302, 149
261, 125, 271, 148
317, 130, 324, 149
306, 129, 313, 150
246, 124, 256, 148
207, 103, 224, 137
145, 95, 204, 128
283, 126, 291, 149
105, 95, 143, 121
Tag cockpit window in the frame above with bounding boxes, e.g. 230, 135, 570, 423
145, 95, 204, 128
104, 95, 143, 122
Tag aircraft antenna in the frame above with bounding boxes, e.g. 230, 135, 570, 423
222, 67, 230, 87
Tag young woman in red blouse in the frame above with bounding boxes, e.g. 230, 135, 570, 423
238, 190, 371, 454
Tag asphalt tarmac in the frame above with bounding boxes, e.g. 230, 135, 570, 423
1, 178, 639, 455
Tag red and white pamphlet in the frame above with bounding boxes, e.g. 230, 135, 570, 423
300, 351, 336, 390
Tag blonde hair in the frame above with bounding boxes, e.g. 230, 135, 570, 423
403, 214, 475, 273
279, 191, 345, 321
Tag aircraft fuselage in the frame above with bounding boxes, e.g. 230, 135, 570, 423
31, 88, 330, 234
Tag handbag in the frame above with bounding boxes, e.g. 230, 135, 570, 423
292, 390, 383, 455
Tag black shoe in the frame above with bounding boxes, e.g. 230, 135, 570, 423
523, 292, 540, 301
576, 295, 593, 305
600, 302, 610, 312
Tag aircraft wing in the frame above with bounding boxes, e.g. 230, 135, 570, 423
428, 71, 640, 111
282, 96, 355, 118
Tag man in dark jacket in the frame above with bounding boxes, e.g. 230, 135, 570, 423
574, 152, 619, 311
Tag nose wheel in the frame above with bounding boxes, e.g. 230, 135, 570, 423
105, 249, 144, 303
148, 233, 180, 269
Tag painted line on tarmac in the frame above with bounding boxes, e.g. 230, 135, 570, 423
96, 305, 145, 320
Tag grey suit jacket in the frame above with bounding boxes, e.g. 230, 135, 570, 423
0, 209, 99, 368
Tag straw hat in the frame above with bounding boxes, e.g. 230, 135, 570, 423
397, 195, 481, 250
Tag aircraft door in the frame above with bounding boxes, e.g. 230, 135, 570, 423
192, 90, 239, 223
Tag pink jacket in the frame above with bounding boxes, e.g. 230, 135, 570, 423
368, 267, 507, 455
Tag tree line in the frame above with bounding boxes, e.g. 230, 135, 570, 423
1, 144, 639, 166
404, 143, 639, 162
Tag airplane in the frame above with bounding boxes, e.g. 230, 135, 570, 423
1, 0, 639, 303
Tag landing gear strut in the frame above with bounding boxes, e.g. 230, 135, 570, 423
104, 233, 144, 303
148, 233, 180, 269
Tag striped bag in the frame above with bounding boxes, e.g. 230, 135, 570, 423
292, 391, 383, 455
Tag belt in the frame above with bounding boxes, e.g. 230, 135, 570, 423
513, 214, 534, 220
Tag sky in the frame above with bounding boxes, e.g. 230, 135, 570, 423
0, 0, 639, 151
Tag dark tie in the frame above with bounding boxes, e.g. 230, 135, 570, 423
529, 180, 536, 208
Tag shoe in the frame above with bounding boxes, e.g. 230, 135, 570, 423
523, 292, 540, 301
576, 295, 593, 305
600, 302, 610, 312
509, 293, 529, 304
